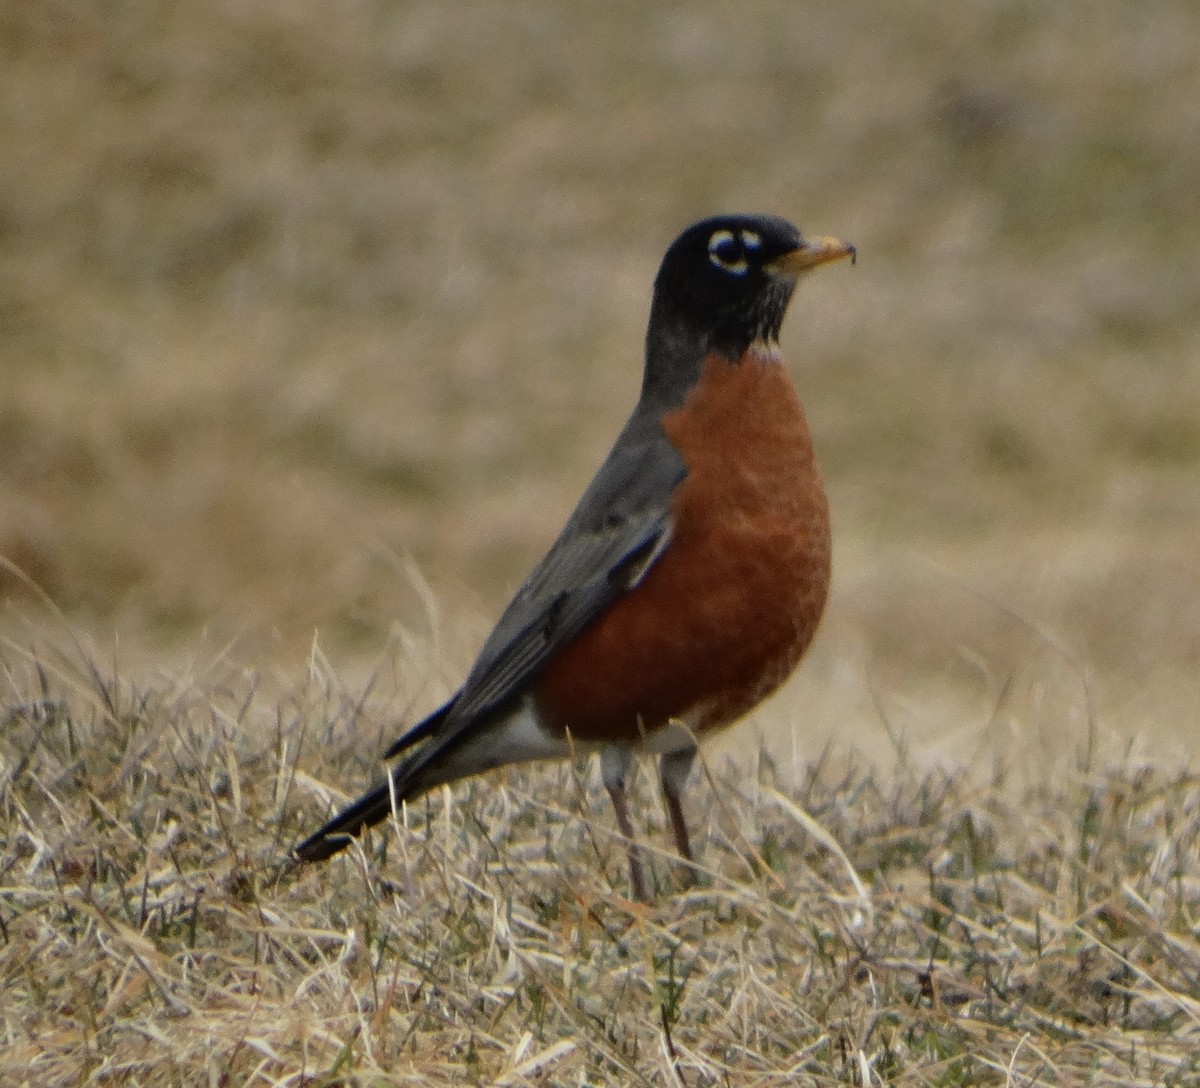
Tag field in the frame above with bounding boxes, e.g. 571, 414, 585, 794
2, 1, 1199, 1084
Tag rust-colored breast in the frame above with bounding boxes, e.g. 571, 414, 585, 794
533, 346, 831, 744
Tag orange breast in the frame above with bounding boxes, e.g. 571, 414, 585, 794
533, 346, 831, 744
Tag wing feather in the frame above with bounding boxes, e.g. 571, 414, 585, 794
397, 408, 686, 769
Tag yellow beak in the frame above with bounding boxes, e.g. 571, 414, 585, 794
766, 235, 857, 278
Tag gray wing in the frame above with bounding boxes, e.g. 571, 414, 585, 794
391, 405, 686, 756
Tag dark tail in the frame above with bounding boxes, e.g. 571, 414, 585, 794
294, 698, 457, 863
293, 777, 399, 862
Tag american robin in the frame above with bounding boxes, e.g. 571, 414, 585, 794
295, 213, 855, 900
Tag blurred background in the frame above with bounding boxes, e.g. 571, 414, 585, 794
2, 1, 1197, 774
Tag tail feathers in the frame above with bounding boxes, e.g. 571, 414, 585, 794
295, 698, 556, 863
293, 778, 399, 862
382, 697, 454, 760
295, 700, 459, 862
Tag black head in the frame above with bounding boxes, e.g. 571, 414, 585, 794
648, 214, 855, 374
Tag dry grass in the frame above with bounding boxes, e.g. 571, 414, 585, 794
3, 2, 1200, 1083
3, 0, 1199, 673
2, 631, 1198, 1086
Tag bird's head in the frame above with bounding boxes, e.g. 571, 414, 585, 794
649, 213, 855, 367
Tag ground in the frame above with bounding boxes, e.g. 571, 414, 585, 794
1, 2, 1198, 1084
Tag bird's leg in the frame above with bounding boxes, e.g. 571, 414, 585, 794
601, 745, 648, 901
660, 745, 698, 874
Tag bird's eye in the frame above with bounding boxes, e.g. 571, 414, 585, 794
707, 229, 749, 274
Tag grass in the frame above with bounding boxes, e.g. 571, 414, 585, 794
2, 0, 1199, 666
2, 629, 1198, 1086
3, 1, 1200, 1083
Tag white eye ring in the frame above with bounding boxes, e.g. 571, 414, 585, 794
707, 229, 749, 274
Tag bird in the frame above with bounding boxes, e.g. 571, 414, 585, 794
295, 213, 855, 900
